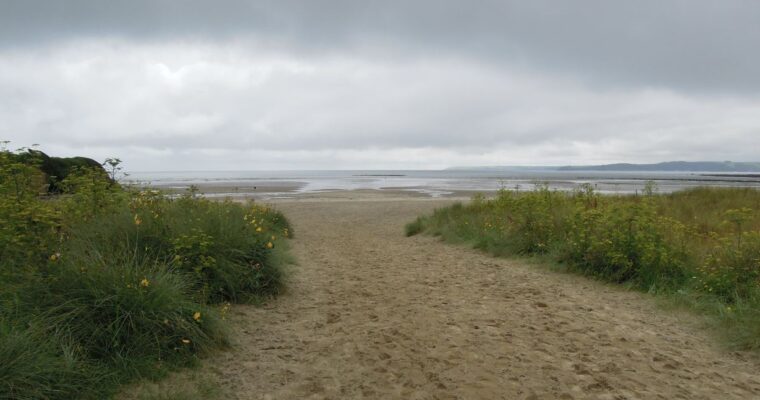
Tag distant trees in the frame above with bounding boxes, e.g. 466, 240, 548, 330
1, 145, 111, 193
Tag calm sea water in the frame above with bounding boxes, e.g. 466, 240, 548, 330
125, 170, 760, 198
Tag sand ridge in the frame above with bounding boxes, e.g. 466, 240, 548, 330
138, 197, 760, 399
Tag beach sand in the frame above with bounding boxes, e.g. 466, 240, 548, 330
122, 191, 760, 399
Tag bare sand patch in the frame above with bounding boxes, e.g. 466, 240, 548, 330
122, 194, 760, 399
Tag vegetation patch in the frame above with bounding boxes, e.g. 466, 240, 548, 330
407, 184, 760, 350
0, 145, 293, 399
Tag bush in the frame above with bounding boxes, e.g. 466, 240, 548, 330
163, 199, 289, 302
564, 196, 689, 290
0, 149, 62, 264
0, 145, 293, 398
699, 231, 760, 301
409, 186, 760, 349
64, 194, 291, 303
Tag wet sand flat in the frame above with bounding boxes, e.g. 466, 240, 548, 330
129, 195, 760, 399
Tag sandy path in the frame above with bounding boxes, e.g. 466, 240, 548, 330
159, 199, 760, 399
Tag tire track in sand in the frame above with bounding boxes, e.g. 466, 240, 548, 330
156, 199, 760, 399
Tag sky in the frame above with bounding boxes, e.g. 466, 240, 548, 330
1, 1, 759, 171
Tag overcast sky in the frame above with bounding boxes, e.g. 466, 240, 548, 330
1, 1, 759, 170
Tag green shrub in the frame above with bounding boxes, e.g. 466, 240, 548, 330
409, 186, 760, 349
0, 149, 62, 264
564, 196, 689, 290
64, 194, 291, 303
0, 145, 294, 398
59, 165, 126, 221
504, 186, 567, 254
699, 231, 760, 301
163, 199, 289, 302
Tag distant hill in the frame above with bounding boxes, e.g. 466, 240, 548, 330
448, 161, 760, 173
557, 161, 760, 172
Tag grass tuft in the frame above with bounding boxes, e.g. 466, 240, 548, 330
405, 217, 426, 237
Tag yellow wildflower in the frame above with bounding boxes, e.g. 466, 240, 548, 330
140, 278, 150, 287
193, 311, 202, 322
221, 302, 231, 320
266, 242, 273, 249
256, 226, 262, 233
49, 252, 60, 262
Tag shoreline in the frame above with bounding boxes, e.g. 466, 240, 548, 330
143, 184, 495, 202
133, 174, 760, 202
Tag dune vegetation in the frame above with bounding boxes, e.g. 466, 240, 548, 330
407, 184, 760, 350
0, 147, 292, 399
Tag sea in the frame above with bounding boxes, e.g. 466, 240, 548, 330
124, 170, 760, 199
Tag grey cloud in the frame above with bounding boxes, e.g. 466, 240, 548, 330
2, 0, 760, 93
2, 42, 758, 166
2, 1, 759, 170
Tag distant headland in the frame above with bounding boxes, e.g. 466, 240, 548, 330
448, 161, 760, 173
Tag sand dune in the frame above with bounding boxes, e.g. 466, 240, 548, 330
127, 196, 760, 399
